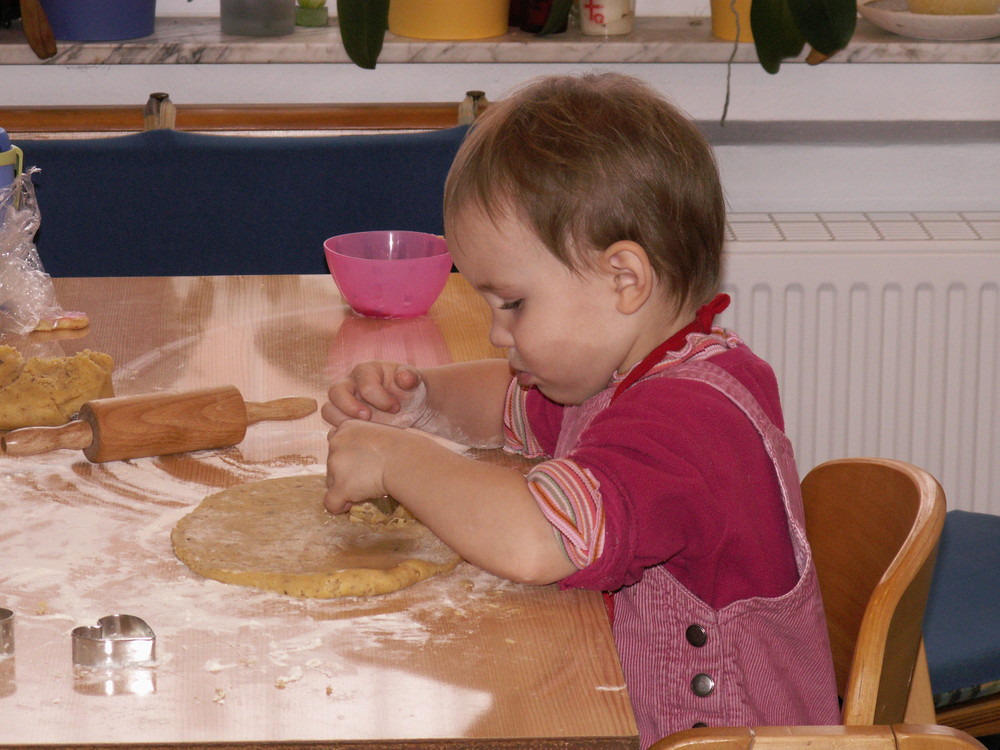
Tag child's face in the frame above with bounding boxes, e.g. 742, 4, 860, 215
449, 205, 640, 406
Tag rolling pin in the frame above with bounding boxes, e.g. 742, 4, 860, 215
1, 385, 317, 463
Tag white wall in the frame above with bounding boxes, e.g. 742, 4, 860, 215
7, 59, 998, 125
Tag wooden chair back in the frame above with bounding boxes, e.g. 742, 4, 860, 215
801, 458, 946, 725
650, 724, 986, 750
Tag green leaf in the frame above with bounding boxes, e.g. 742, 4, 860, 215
336, 0, 389, 70
750, 0, 806, 75
787, 0, 856, 56
538, 0, 573, 36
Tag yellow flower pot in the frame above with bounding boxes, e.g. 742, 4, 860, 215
710, 0, 753, 42
388, 0, 510, 40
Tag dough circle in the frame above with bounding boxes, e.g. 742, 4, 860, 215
171, 474, 460, 598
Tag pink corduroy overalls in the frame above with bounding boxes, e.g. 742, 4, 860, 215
556, 358, 841, 748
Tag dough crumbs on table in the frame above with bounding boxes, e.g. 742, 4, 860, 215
204, 659, 226, 673
274, 666, 304, 689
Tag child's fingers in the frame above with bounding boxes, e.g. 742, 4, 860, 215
324, 363, 421, 428
321, 388, 371, 425
394, 366, 421, 392
324, 435, 352, 513
355, 380, 402, 414
322, 486, 352, 515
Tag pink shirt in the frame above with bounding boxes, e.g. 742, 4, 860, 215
506, 333, 799, 608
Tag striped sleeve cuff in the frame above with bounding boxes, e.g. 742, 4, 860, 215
526, 458, 606, 569
502, 378, 547, 459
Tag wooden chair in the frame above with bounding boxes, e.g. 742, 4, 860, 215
650, 724, 987, 750
938, 693, 1000, 740
801, 458, 946, 725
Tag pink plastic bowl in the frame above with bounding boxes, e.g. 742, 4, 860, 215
324, 231, 452, 318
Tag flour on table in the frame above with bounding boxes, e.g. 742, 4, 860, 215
2, 442, 523, 711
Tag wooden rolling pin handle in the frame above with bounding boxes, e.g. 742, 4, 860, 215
1, 420, 94, 456
244, 397, 318, 425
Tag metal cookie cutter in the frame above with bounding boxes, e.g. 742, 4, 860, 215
0, 608, 13, 656
72, 615, 155, 668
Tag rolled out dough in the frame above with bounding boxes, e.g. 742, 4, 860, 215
171, 474, 460, 598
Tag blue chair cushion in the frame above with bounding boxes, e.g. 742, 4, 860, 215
19, 126, 468, 277
923, 510, 1000, 708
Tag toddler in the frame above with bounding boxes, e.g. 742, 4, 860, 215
323, 72, 840, 747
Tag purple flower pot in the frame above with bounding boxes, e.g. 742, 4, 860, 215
39, 0, 157, 42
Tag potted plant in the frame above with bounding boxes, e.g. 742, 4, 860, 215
39, 0, 156, 41
337, 0, 572, 69
749, 0, 857, 73
296, 0, 329, 26
339, 0, 853, 74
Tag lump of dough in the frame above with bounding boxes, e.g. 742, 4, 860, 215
349, 498, 415, 527
0, 346, 114, 429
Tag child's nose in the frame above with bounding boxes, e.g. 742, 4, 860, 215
489, 317, 514, 349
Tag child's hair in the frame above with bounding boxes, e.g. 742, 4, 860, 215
444, 72, 725, 313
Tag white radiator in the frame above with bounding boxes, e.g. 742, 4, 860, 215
717, 211, 1000, 515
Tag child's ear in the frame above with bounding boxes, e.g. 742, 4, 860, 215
601, 240, 653, 315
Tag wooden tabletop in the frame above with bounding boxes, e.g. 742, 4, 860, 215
0, 274, 638, 749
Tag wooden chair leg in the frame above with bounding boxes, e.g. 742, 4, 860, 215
905, 639, 938, 724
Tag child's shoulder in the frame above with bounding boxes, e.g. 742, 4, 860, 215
700, 339, 777, 385
630, 340, 784, 426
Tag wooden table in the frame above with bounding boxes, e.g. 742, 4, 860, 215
0, 274, 638, 749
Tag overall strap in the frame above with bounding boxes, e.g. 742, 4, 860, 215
665, 359, 813, 572
612, 293, 730, 403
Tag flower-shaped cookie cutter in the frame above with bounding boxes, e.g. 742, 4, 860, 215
72, 614, 155, 668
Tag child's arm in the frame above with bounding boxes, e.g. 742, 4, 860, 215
322, 358, 512, 448
324, 420, 577, 585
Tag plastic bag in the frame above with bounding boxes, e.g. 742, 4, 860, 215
0, 168, 80, 334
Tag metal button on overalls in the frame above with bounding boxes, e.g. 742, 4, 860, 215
691, 673, 715, 697
685, 624, 707, 647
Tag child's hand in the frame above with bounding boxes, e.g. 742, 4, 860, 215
324, 419, 399, 513
322, 360, 428, 429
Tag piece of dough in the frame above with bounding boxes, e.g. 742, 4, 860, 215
348, 499, 414, 526
171, 475, 460, 598
0, 346, 114, 429
32, 311, 90, 332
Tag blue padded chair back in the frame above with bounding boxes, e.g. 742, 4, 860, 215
20, 126, 467, 277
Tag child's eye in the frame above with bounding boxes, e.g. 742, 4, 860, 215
499, 299, 522, 311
